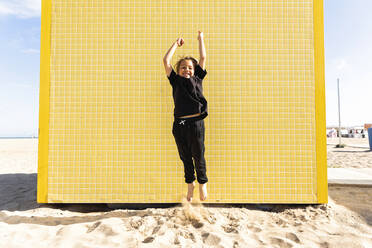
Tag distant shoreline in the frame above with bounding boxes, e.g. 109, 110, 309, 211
0, 137, 38, 139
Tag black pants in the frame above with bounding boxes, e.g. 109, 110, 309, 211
172, 118, 208, 184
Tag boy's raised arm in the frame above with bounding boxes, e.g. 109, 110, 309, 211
163, 38, 184, 77
198, 31, 206, 70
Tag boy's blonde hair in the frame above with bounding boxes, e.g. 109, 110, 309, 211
175, 56, 198, 74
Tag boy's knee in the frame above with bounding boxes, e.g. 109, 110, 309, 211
197, 178, 208, 184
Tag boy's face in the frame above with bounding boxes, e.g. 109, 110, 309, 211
178, 60, 194, 78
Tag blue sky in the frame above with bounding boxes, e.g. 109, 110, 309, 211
324, 0, 372, 128
0, 0, 371, 137
0, 0, 40, 137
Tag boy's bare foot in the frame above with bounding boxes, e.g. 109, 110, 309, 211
199, 183, 208, 201
187, 182, 195, 202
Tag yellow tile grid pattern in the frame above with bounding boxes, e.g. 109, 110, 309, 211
38, 0, 326, 203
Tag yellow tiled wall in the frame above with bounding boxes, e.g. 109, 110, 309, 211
38, 0, 327, 203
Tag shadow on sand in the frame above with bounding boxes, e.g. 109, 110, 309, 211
2, 173, 369, 226
0, 173, 318, 212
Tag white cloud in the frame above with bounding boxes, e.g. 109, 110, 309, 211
0, 0, 41, 18
335, 58, 347, 71
326, 58, 350, 79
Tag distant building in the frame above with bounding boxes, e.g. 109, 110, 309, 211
326, 126, 367, 138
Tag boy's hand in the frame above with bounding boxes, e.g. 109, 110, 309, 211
197, 31, 204, 40
176, 38, 184, 47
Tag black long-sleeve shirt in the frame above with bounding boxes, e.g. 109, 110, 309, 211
167, 64, 208, 119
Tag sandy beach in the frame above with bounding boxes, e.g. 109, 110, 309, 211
0, 138, 371, 247
327, 138, 372, 168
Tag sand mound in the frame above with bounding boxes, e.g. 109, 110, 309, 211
1, 139, 372, 247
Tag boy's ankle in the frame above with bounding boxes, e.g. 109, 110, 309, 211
199, 183, 208, 201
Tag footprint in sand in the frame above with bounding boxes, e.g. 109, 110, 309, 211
140, 218, 168, 243
275, 217, 287, 227
177, 230, 196, 243
86, 221, 101, 233
151, 225, 161, 235
142, 236, 155, 243
191, 220, 204, 228
222, 224, 239, 234
129, 216, 143, 229
187, 232, 196, 242
269, 237, 293, 248
96, 223, 117, 236
247, 224, 262, 233
202, 232, 221, 246
319, 241, 330, 248
285, 232, 301, 244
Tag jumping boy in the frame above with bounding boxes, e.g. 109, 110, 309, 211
163, 31, 208, 202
